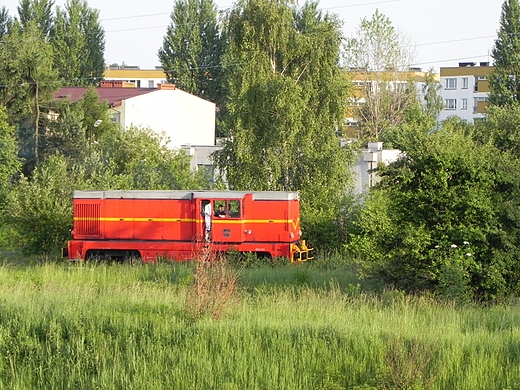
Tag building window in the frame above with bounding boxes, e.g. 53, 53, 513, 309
461, 98, 468, 110
462, 77, 468, 89
473, 97, 489, 113
148, 80, 154, 88
445, 99, 457, 110
445, 78, 457, 90
110, 112, 121, 123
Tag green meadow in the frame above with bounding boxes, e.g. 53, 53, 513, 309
0, 258, 519, 390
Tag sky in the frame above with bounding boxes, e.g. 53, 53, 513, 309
2, 0, 503, 72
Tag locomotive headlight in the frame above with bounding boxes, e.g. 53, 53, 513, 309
244, 230, 252, 235
299, 230, 302, 237
289, 232, 294, 239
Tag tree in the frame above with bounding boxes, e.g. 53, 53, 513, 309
344, 9, 417, 140
489, 0, 520, 107
215, 0, 354, 247
0, 6, 11, 39
421, 68, 444, 118
0, 22, 59, 168
348, 116, 520, 300
158, 0, 225, 104
40, 88, 113, 163
94, 126, 210, 190
16, 0, 54, 37
474, 104, 520, 155
4, 153, 76, 255
0, 106, 21, 203
51, 0, 105, 86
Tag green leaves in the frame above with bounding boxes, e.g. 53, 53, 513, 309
50, 0, 105, 86
4, 154, 74, 255
348, 118, 520, 299
159, 0, 224, 102
214, 0, 353, 247
489, 0, 520, 106
344, 10, 418, 140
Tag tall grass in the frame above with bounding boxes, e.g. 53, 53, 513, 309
0, 260, 519, 389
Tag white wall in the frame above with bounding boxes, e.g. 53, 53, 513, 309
351, 144, 402, 195
119, 89, 215, 148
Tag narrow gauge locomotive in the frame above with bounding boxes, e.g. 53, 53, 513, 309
64, 190, 314, 262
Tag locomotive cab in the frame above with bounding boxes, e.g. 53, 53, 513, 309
195, 193, 248, 244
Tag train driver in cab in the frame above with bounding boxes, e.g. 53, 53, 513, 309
214, 204, 226, 218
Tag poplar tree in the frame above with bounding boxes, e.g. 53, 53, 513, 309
215, 0, 353, 246
0, 7, 11, 38
16, 0, 54, 37
158, 0, 225, 105
51, 0, 105, 86
489, 0, 520, 107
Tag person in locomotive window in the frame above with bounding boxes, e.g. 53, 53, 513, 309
203, 201, 212, 241
214, 204, 226, 218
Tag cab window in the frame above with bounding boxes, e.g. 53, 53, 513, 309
227, 200, 241, 218
213, 200, 226, 218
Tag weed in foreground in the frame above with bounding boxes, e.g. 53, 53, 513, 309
185, 246, 241, 320
383, 337, 440, 390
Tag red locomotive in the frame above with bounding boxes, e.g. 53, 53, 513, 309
65, 190, 314, 262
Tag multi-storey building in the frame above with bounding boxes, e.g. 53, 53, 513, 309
438, 62, 491, 123
103, 66, 168, 89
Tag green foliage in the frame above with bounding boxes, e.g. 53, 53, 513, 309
16, 0, 54, 37
0, 106, 22, 200
0, 6, 11, 38
50, 0, 105, 86
348, 119, 520, 300
0, 263, 520, 389
159, 0, 225, 103
474, 104, 520, 155
489, 0, 520, 107
88, 126, 210, 190
344, 9, 417, 140
216, 0, 353, 248
0, 22, 59, 168
4, 154, 74, 255
344, 9, 413, 73
42, 88, 117, 163
422, 68, 444, 119
0, 106, 21, 247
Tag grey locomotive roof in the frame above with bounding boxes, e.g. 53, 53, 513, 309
73, 190, 194, 200
251, 191, 299, 201
74, 190, 299, 201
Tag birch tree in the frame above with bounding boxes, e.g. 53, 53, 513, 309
215, 0, 354, 246
344, 9, 417, 140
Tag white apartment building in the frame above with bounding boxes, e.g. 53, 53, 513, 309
438, 62, 491, 123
